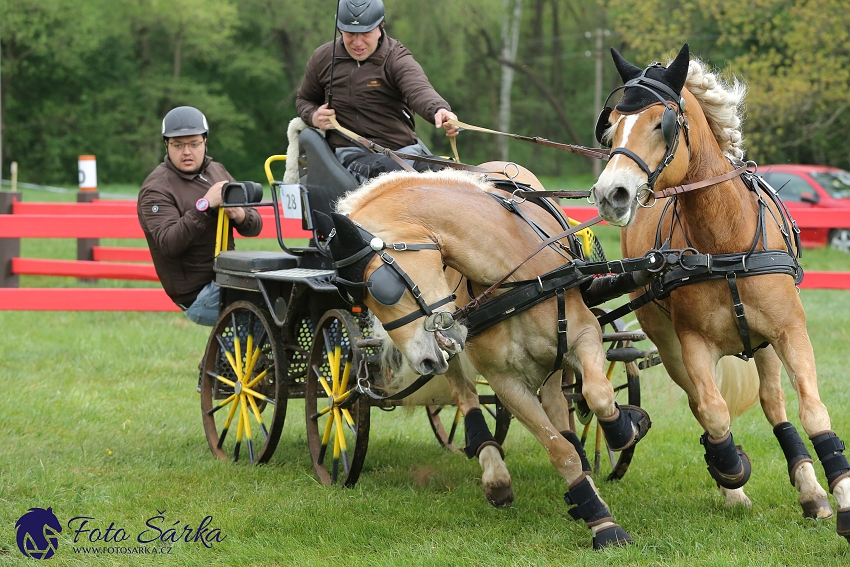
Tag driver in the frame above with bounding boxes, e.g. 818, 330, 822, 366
296, 0, 459, 182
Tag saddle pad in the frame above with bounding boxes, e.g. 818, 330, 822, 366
215, 250, 299, 272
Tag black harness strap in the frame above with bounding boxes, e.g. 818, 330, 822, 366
726, 273, 762, 360
554, 290, 568, 372
382, 294, 456, 331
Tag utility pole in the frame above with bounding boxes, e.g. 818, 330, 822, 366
586, 28, 609, 178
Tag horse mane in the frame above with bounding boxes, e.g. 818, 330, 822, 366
682, 57, 747, 160
335, 169, 493, 215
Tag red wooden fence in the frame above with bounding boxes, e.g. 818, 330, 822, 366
0, 199, 847, 312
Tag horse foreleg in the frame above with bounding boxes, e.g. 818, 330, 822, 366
754, 346, 832, 519
489, 375, 631, 549
443, 355, 513, 508
771, 327, 850, 538
569, 320, 650, 452
680, 335, 753, 493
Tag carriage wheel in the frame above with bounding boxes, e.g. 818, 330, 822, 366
564, 308, 642, 481
305, 309, 371, 487
200, 300, 287, 464
426, 395, 511, 452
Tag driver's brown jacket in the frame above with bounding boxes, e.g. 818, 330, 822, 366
296, 32, 451, 151
137, 155, 262, 307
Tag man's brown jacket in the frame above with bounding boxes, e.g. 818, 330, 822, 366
296, 33, 451, 151
137, 156, 262, 307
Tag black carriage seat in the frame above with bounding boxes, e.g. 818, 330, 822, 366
297, 127, 360, 220
215, 250, 298, 272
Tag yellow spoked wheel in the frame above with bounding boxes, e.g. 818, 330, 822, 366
305, 310, 371, 487
201, 301, 287, 464
564, 308, 642, 481
426, 394, 511, 453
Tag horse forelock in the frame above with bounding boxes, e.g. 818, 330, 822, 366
335, 169, 493, 215
681, 58, 747, 160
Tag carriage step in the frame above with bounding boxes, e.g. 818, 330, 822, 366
602, 331, 647, 343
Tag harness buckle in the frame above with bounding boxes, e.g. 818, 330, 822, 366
392, 242, 408, 251
637, 185, 656, 208
380, 252, 395, 265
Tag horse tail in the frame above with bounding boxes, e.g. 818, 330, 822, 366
715, 356, 760, 421
372, 316, 455, 406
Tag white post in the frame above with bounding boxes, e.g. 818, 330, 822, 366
78, 155, 98, 192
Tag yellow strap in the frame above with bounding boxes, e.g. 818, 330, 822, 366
331, 114, 462, 164
328, 115, 363, 144
447, 118, 514, 137
450, 135, 460, 164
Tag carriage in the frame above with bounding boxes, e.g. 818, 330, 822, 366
196, 42, 850, 548
198, 124, 660, 489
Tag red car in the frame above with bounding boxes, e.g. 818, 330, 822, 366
757, 164, 850, 251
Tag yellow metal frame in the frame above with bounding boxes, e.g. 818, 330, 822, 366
214, 154, 289, 258
567, 217, 598, 258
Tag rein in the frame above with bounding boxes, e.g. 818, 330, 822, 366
453, 214, 603, 320
446, 119, 611, 160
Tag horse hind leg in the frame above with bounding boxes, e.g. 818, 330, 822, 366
754, 347, 832, 519
443, 355, 514, 508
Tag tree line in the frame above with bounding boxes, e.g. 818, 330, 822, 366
1, 0, 847, 186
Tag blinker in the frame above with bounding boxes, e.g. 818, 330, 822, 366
367, 264, 407, 306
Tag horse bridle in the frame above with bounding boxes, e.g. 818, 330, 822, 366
328, 227, 456, 333
595, 63, 691, 204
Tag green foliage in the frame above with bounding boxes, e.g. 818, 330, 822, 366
1, 0, 849, 186
604, 0, 850, 169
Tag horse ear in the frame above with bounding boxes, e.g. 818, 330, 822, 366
313, 210, 335, 241
329, 212, 369, 260
611, 47, 642, 83
665, 43, 690, 95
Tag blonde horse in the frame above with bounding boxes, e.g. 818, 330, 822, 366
591, 43, 849, 541
315, 163, 651, 549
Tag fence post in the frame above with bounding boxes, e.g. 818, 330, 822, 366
0, 189, 22, 287
77, 155, 100, 270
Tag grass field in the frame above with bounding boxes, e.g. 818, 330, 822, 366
1, 183, 850, 565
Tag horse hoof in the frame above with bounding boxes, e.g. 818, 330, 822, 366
485, 484, 514, 508
801, 498, 833, 520
592, 524, 633, 550
837, 507, 850, 539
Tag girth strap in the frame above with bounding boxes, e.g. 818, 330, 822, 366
554, 290, 568, 372
726, 273, 762, 360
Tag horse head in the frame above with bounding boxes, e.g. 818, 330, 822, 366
592, 43, 692, 226
315, 210, 466, 376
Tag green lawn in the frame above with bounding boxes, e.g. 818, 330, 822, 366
0, 291, 849, 566
2, 183, 850, 565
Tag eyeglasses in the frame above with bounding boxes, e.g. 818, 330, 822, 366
168, 140, 204, 151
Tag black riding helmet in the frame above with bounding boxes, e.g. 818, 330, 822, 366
337, 0, 385, 33
161, 106, 209, 140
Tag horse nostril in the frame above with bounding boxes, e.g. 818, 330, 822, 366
611, 186, 632, 208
